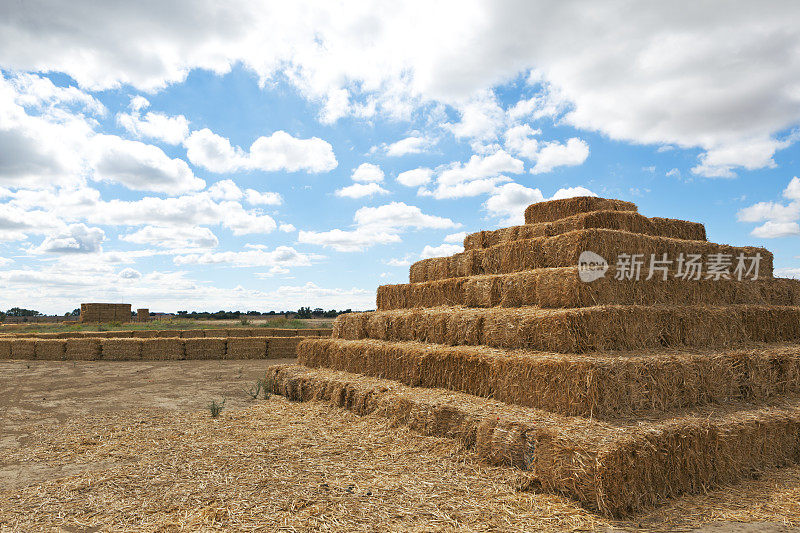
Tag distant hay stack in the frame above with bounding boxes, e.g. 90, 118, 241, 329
269, 195, 800, 517
80, 303, 132, 323
136, 308, 150, 322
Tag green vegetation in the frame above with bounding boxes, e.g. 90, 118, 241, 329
208, 398, 226, 418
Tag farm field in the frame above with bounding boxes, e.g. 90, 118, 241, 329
0, 360, 798, 532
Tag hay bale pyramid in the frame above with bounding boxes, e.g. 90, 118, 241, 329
269, 196, 800, 516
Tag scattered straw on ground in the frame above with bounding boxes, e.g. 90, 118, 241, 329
1, 361, 799, 531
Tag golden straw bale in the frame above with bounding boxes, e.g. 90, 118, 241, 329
298, 338, 800, 418
180, 330, 205, 338
524, 196, 637, 224
203, 329, 228, 337
100, 338, 143, 360
0, 339, 11, 359
267, 337, 302, 358
464, 210, 706, 250
34, 339, 66, 360
184, 338, 226, 359
226, 337, 267, 359
10, 339, 36, 360
141, 338, 184, 360
65, 338, 101, 360
409, 229, 774, 283
268, 363, 800, 517
131, 330, 159, 338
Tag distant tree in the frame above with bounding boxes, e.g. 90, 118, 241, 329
297, 306, 312, 319
0, 311, 6, 321
70, 308, 80, 316
6, 307, 40, 317
246, 310, 260, 316
312, 307, 324, 317
177, 310, 188, 316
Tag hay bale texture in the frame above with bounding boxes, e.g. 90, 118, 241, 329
80, 303, 132, 323
268, 195, 800, 517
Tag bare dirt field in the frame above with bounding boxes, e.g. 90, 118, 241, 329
1, 360, 799, 532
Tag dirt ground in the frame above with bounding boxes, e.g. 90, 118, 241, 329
1, 360, 799, 532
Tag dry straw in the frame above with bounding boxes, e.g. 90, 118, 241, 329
464, 210, 706, 250
100, 338, 144, 361
141, 338, 185, 360
298, 337, 800, 418
410, 229, 773, 283
524, 196, 637, 224
184, 338, 226, 359
225, 337, 267, 359
34, 339, 67, 360
268, 363, 800, 517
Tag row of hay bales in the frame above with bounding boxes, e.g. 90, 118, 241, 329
0, 328, 331, 340
80, 303, 132, 323
0, 336, 306, 360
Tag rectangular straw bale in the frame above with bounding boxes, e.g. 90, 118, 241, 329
131, 330, 159, 338
179, 329, 205, 338
524, 196, 637, 224
10, 339, 36, 359
259, 328, 297, 337
101, 338, 143, 360
226, 337, 267, 359
141, 338, 184, 360
0, 339, 11, 359
297, 328, 330, 337
65, 338, 101, 360
464, 210, 706, 251
184, 338, 226, 359
35, 339, 67, 360
269, 364, 800, 517
299, 338, 800, 418
203, 328, 228, 337
267, 337, 302, 358
153, 330, 178, 338
336, 304, 800, 353
410, 228, 773, 283
379, 267, 800, 310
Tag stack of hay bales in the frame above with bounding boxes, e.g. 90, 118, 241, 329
136, 308, 150, 322
80, 303, 132, 323
269, 196, 800, 517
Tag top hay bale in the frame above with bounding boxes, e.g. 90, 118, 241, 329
80, 303, 132, 323
524, 196, 637, 224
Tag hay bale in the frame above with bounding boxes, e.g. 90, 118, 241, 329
260, 328, 298, 337
464, 210, 706, 250
226, 337, 268, 359
179, 330, 205, 338
131, 330, 159, 338
267, 337, 302, 359
34, 339, 67, 360
136, 308, 149, 322
10, 339, 36, 360
203, 328, 228, 337
225, 328, 260, 337
65, 338, 101, 360
184, 338, 226, 359
153, 330, 179, 338
410, 229, 774, 283
141, 338, 184, 360
0, 339, 11, 359
299, 338, 800, 418
524, 196, 637, 224
101, 338, 143, 360
378, 268, 800, 310
269, 363, 800, 517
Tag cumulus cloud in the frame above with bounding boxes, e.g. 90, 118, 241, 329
335, 182, 390, 198
420, 150, 522, 199
299, 202, 459, 252
351, 162, 385, 182
121, 225, 219, 249
117, 96, 189, 145
245, 189, 282, 205
396, 167, 433, 187
384, 136, 432, 156
34, 223, 104, 254
420, 243, 463, 259
737, 177, 800, 238
184, 128, 337, 174
173, 246, 318, 268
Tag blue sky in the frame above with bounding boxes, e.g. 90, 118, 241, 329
1, 1, 799, 314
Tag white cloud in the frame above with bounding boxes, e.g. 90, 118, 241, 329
117, 96, 189, 145
691, 137, 790, 178
90, 134, 205, 194
421, 150, 522, 199
173, 246, 318, 268
420, 243, 463, 259
447, 91, 505, 141
279, 223, 296, 232
444, 231, 467, 244
207, 179, 244, 201
121, 225, 219, 249
245, 189, 282, 206
299, 201, 459, 252
385, 136, 431, 156
118, 267, 142, 280
335, 182, 390, 198
530, 138, 590, 174
397, 167, 433, 187
184, 128, 337, 174
34, 223, 104, 254
504, 125, 541, 159
351, 162, 385, 182
738, 178, 800, 238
